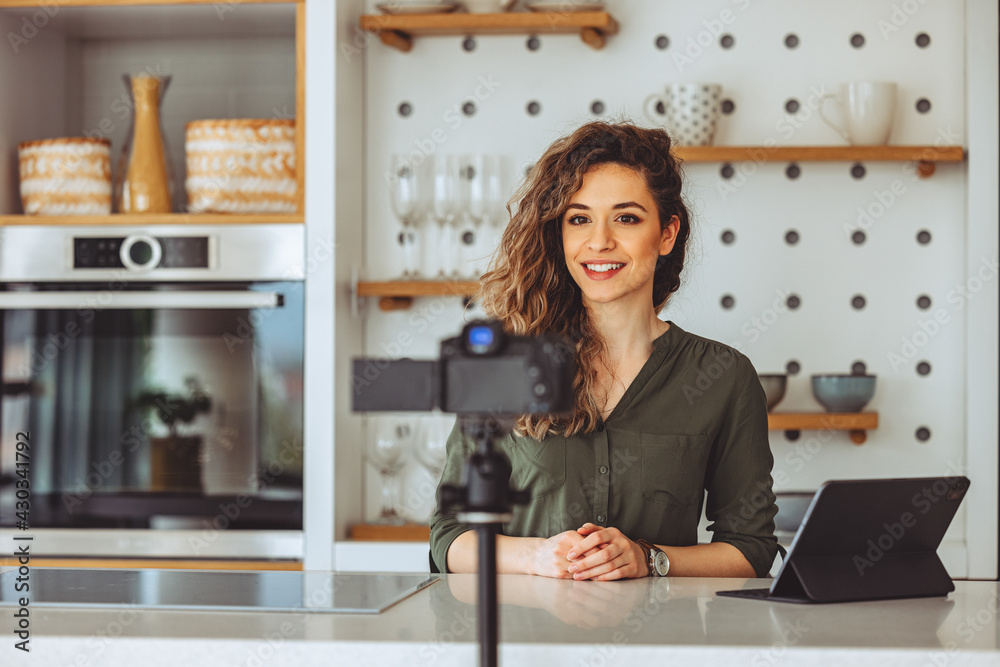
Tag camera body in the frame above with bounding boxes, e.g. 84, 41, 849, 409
352, 320, 575, 416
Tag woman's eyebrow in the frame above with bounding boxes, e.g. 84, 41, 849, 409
565, 201, 649, 211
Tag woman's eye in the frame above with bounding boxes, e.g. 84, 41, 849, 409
618, 214, 640, 224
567, 215, 590, 226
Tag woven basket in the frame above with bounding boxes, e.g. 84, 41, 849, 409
185, 119, 297, 214
18, 137, 112, 215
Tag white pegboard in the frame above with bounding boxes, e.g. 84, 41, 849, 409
360, 0, 977, 549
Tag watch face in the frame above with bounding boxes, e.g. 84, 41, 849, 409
653, 551, 669, 576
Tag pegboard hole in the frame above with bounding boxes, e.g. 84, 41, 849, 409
916, 361, 932, 376
850, 33, 865, 48
720, 163, 735, 179
654, 34, 670, 50
397, 102, 413, 117
784, 229, 800, 245
526, 35, 541, 51
916, 294, 932, 310
784, 98, 800, 114
786, 360, 801, 375
915, 426, 931, 442
524, 163, 535, 178
462, 101, 477, 117
786, 294, 801, 310
916, 229, 932, 245
462, 37, 477, 52
461, 230, 475, 246
851, 294, 866, 310
720, 294, 735, 310
720, 34, 735, 49
721, 229, 736, 245
590, 100, 606, 116
916, 98, 932, 113
784, 33, 799, 49
721, 99, 735, 114
397, 231, 406, 246
784, 430, 801, 442
850, 163, 867, 179
785, 163, 801, 179
851, 361, 867, 375
915, 32, 931, 48
526, 100, 541, 116
852, 230, 867, 245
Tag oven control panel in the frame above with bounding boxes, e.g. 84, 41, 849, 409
74, 236, 210, 270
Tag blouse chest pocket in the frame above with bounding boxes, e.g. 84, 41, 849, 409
640, 433, 710, 507
506, 436, 567, 499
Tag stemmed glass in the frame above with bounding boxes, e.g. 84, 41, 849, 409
458, 155, 488, 279
367, 416, 412, 524
428, 154, 462, 278
388, 155, 425, 278
482, 155, 508, 265
414, 413, 452, 479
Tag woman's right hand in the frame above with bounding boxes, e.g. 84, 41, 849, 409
526, 531, 593, 578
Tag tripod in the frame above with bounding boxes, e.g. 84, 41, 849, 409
439, 417, 528, 667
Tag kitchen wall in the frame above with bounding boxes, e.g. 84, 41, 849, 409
350, 0, 998, 576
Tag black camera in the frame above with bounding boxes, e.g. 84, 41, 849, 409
352, 320, 575, 416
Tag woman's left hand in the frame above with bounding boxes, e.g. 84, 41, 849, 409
565, 523, 648, 581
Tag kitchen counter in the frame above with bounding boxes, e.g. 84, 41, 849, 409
3, 567, 999, 666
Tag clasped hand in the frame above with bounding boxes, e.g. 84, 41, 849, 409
528, 523, 647, 581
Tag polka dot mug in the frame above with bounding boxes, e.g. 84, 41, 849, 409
644, 83, 722, 146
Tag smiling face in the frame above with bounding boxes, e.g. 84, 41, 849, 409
561, 163, 680, 312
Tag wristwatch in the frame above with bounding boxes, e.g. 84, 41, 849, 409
636, 539, 670, 577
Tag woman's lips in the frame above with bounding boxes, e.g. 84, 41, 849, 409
581, 262, 625, 281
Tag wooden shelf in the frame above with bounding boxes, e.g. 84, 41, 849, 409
350, 523, 430, 542
673, 145, 964, 177
768, 412, 879, 445
357, 279, 479, 311
0, 213, 304, 226
360, 11, 619, 52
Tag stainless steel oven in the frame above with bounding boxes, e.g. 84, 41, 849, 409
0, 225, 303, 559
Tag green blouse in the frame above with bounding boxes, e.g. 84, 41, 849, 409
429, 322, 779, 577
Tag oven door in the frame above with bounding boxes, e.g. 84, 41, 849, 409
0, 282, 303, 557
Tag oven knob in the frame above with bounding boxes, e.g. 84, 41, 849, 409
120, 234, 162, 272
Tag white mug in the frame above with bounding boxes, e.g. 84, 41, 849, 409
819, 82, 897, 145
463, 0, 517, 12
644, 83, 722, 146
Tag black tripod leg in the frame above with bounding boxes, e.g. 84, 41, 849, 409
477, 524, 498, 667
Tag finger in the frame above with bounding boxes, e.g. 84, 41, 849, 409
568, 541, 620, 573
576, 522, 601, 535
573, 552, 627, 580
567, 531, 611, 559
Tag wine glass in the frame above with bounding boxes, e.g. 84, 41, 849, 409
459, 154, 487, 279
428, 154, 461, 278
414, 413, 452, 479
482, 155, 508, 265
388, 155, 425, 278
367, 416, 412, 524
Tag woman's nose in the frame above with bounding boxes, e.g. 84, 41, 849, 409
586, 221, 614, 250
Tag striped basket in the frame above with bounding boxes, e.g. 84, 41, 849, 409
18, 137, 112, 215
185, 119, 297, 214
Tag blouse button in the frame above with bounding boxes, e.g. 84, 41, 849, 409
597, 514, 606, 523
596, 420, 605, 432
599, 466, 608, 475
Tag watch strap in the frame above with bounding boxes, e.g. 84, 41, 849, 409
636, 539, 654, 577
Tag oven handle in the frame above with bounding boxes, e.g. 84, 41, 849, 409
0, 291, 282, 310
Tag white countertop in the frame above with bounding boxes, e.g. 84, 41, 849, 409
4, 569, 999, 666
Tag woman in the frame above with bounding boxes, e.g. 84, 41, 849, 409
430, 121, 778, 580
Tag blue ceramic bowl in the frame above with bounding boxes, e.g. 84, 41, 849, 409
811, 374, 876, 412
757, 374, 787, 411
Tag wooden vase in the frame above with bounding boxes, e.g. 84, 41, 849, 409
117, 74, 172, 213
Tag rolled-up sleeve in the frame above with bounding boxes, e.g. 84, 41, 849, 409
429, 422, 474, 573
703, 354, 779, 577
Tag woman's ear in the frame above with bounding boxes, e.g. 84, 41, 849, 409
659, 215, 681, 256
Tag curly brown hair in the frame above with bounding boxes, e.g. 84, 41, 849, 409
479, 121, 692, 439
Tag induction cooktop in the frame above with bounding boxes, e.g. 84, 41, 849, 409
0, 568, 438, 614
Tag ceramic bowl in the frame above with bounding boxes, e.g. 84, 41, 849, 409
811, 374, 876, 412
757, 374, 787, 411
774, 492, 815, 534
